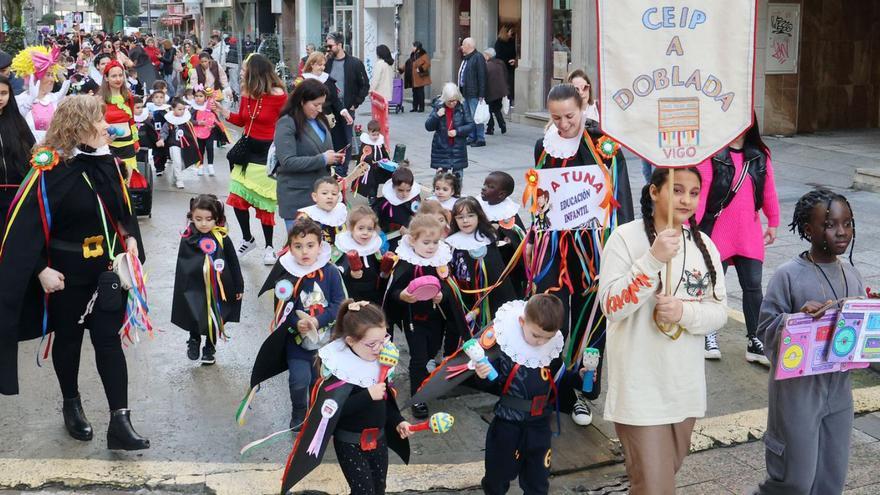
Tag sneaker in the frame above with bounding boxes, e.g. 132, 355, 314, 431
426, 359, 437, 374
262, 246, 277, 266
155, 170, 164, 177
175, 179, 184, 189
207, 164, 215, 176
470, 140, 486, 147
237, 238, 257, 258
746, 336, 771, 367
704, 332, 722, 360
571, 394, 593, 426
201, 346, 215, 365
411, 403, 429, 420
197, 166, 205, 176
186, 338, 200, 361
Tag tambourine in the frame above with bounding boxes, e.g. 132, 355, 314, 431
406, 275, 441, 301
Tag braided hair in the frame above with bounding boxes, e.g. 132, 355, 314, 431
640, 167, 721, 300
788, 188, 856, 265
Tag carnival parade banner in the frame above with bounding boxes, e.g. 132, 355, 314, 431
597, 1, 757, 167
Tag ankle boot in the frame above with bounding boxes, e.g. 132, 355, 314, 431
107, 409, 150, 451
62, 396, 93, 441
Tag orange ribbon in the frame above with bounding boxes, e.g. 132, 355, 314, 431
522, 169, 540, 213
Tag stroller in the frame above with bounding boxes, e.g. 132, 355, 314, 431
129, 148, 155, 217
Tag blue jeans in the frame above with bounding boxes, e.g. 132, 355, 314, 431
464, 97, 485, 143
286, 355, 314, 412
284, 218, 295, 234
163, 73, 177, 97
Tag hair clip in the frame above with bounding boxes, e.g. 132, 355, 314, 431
348, 300, 369, 312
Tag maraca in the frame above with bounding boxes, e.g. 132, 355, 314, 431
107, 127, 124, 138
581, 347, 600, 393
408, 412, 454, 434
378, 342, 399, 398
379, 252, 397, 278
347, 250, 364, 278
463, 338, 497, 381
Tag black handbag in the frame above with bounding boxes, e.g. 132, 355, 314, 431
227, 97, 262, 169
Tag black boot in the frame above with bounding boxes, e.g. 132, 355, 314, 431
107, 409, 150, 451
290, 407, 307, 432
63, 396, 93, 441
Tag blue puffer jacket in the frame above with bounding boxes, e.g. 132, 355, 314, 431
425, 98, 475, 171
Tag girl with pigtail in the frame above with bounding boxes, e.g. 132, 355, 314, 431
597, 167, 728, 494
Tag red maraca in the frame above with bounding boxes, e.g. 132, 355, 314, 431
379, 252, 397, 278
347, 250, 364, 279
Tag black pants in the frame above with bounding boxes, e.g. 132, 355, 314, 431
153, 146, 168, 173
189, 330, 216, 350
197, 136, 214, 164
50, 283, 128, 411
482, 418, 551, 495
404, 317, 443, 396
412, 86, 425, 112
334, 437, 389, 495
487, 98, 506, 134
722, 256, 763, 339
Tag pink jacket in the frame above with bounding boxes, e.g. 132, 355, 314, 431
695, 151, 780, 262
193, 109, 217, 140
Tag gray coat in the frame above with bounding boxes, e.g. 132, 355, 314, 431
274, 114, 333, 219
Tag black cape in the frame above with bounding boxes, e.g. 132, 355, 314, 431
0, 152, 144, 395
170, 226, 244, 337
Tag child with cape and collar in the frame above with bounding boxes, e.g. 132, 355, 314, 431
171, 194, 244, 366
384, 214, 468, 420
161, 97, 201, 189
373, 165, 422, 252
246, 217, 346, 430
353, 119, 393, 201
147, 90, 170, 176
279, 300, 414, 494
335, 205, 392, 306
478, 171, 527, 294
297, 176, 348, 246
473, 295, 585, 495
133, 96, 157, 166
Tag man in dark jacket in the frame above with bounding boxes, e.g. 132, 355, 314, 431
325, 32, 369, 175
483, 48, 508, 135
457, 37, 487, 147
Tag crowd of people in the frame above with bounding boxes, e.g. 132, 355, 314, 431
0, 28, 870, 495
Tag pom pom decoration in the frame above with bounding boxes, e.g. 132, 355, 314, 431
11, 46, 66, 81
596, 136, 620, 161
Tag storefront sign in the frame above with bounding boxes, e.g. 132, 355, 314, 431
532, 166, 609, 231
597, 1, 757, 167
765, 3, 800, 74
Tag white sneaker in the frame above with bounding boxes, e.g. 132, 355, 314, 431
262, 246, 277, 265
175, 179, 185, 189
571, 393, 593, 426
236, 238, 257, 258
207, 164, 216, 176
197, 166, 205, 176
704, 332, 722, 360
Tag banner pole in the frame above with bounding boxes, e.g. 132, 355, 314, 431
665, 167, 674, 296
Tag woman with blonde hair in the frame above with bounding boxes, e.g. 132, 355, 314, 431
424, 82, 475, 179
0, 95, 150, 450
215, 54, 288, 265
298, 51, 351, 131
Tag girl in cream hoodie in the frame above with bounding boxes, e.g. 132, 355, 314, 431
597, 167, 728, 495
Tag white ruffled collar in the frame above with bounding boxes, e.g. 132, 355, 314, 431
542, 122, 584, 159
190, 101, 208, 111
382, 179, 421, 206
360, 133, 385, 146
73, 145, 112, 157
478, 198, 520, 222
147, 103, 170, 112
133, 108, 149, 123
164, 110, 192, 126
395, 235, 452, 267
303, 72, 330, 84
318, 339, 383, 387
428, 196, 457, 211
445, 231, 491, 250
335, 231, 382, 257
279, 242, 332, 277
299, 203, 347, 227
494, 300, 564, 368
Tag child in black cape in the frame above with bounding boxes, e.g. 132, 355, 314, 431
335, 205, 390, 306
162, 97, 201, 189
478, 171, 527, 294
171, 194, 244, 365
354, 119, 393, 200
373, 165, 421, 252
297, 176, 348, 245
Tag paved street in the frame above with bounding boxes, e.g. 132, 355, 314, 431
1, 109, 879, 495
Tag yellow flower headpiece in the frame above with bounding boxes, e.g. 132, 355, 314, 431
11, 46, 66, 81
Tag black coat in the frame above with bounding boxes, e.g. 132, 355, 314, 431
324, 55, 370, 110
425, 99, 475, 171
458, 51, 486, 99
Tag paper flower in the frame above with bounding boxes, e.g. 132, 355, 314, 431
597, 136, 620, 160
30, 147, 60, 171
522, 169, 540, 213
